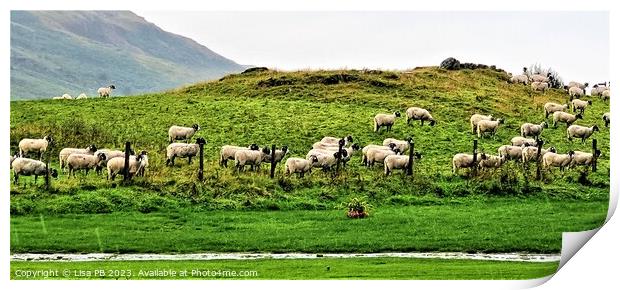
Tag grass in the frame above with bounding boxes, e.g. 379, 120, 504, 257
11, 200, 606, 254
10, 258, 559, 280
9, 67, 611, 214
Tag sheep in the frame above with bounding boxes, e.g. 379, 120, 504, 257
470, 114, 493, 134
285, 156, 319, 178
568, 81, 589, 90
18, 135, 53, 160
362, 143, 398, 166
567, 124, 599, 143
406, 107, 436, 126
10, 153, 19, 168
59, 145, 98, 172
373, 112, 401, 132
570, 150, 602, 167
476, 119, 504, 138
511, 136, 537, 147
478, 154, 506, 170
384, 152, 422, 176
552, 111, 583, 128
497, 145, 525, 161
61, 93, 73, 99
591, 85, 607, 97
602, 89, 610, 101
52, 96, 64, 100
531, 81, 549, 92
219, 144, 259, 167
106, 154, 146, 181
166, 143, 200, 166
267, 146, 289, 164
568, 87, 584, 99
603, 112, 610, 127
544, 102, 569, 118
571, 98, 591, 113
136, 151, 149, 177
93, 149, 130, 174
235, 147, 271, 172
510, 74, 529, 85
311, 144, 360, 167
311, 151, 345, 171
168, 124, 200, 143
76, 93, 88, 99
452, 153, 487, 174
542, 151, 575, 171
98, 85, 116, 98
530, 73, 550, 83
11, 157, 58, 185
521, 146, 557, 163
382, 138, 410, 154
320, 136, 353, 146
66, 153, 107, 177
365, 148, 399, 167
520, 122, 547, 138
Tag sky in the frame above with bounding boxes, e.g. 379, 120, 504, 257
135, 11, 609, 85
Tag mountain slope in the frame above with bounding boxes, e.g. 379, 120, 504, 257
10, 10, 244, 100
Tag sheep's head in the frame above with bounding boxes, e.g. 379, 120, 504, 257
332, 151, 342, 159
340, 149, 349, 158
281, 146, 288, 153
88, 144, 98, 152
109, 85, 116, 89
497, 118, 505, 124
387, 143, 397, 150
44, 135, 53, 143
393, 148, 401, 155
567, 150, 575, 157
346, 135, 353, 142
430, 119, 437, 126
97, 153, 107, 161
587, 100, 593, 105
140, 150, 148, 156
479, 153, 488, 160
338, 139, 346, 147
49, 168, 59, 178
351, 143, 360, 151
548, 147, 557, 153
595, 149, 602, 158
576, 113, 584, 119
394, 111, 401, 117
585, 82, 589, 88
249, 144, 259, 150
262, 147, 271, 155
192, 124, 201, 131
541, 121, 548, 128
196, 137, 207, 145
414, 151, 423, 159
309, 155, 319, 164
593, 125, 600, 132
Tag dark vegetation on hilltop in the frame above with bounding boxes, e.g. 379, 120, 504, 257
9, 67, 610, 215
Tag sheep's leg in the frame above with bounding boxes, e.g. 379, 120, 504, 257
407, 117, 411, 125
420, 120, 424, 126
188, 156, 192, 164
14, 173, 18, 185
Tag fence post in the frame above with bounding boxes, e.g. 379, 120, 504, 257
270, 144, 276, 178
123, 141, 131, 181
45, 143, 52, 190
197, 138, 206, 181
334, 139, 345, 177
592, 139, 598, 172
407, 138, 414, 176
472, 139, 478, 176
535, 139, 543, 180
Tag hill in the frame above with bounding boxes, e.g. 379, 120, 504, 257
10, 11, 245, 100
9, 67, 610, 215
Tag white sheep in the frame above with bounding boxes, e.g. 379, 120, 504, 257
166, 143, 200, 166
93, 149, 129, 174
285, 156, 319, 178
382, 138, 410, 154
98, 85, 116, 98
510, 74, 529, 85
530, 73, 550, 83
571, 99, 591, 113
373, 111, 401, 132
61, 93, 73, 99
52, 96, 64, 100
478, 154, 506, 170
59, 145, 98, 172
10, 153, 19, 168
452, 153, 487, 174
591, 85, 607, 97
219, 144, 260, 167
521, 146, 556, 163
567, 124, 599, 143
544, 102, 569, 118
18, 135, 53, 160
602, 89, 610, 101
168, 124, 200, 143
531, 81, 549, 92
384, 152, 422, 176
11, 157, 58, 185
542, 151, 575, 171
568, 86, 584, 99
497, 145, 525, 161
235, 147, 271, 172
66, 152, 107, 177
311, 144, 359, 167
362, 144, 398, 166
106, 154, 146, 181
476, 119, 504, 138
603, 112, 610, 127
570, 150, 602, 167
520, 122, 547, 138
470, 114, 493, 134
305, 150, 343, 171
320, 136, 353, 146
552, 111, 583, 127
511, 136, 537, 147
406, 107, 436, 126
568, 81, 589, 90
365, 148, 399, 167
268, 146, 289, 164
76, 93, 88, 99
136, 151, 149, 177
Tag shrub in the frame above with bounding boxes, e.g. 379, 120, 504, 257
346, 197, 371, 218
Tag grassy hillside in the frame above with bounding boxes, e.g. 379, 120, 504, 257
9, 67, 610, 215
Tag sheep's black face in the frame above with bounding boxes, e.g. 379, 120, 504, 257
542, 122, 548, 128
333, 152, 341, 159
89, 144, 98, 152
346, 136, 353, 142
338, 139, 345, 147
98, 153, 107, 160
576, 114, 583, 119
50, 169, 58, 178
388, 143, 397, 150
414, 152, 423, 159
340, 150, 348, 158
595, 149, 602, 157
141, 150, 148, 155
585, 83, 589, 87
281, 146, 288, 152
110, 85, 116, 89
393, 149, 401, 154
250, 144, 259, 150
192, 124, 200, 131
262, 147, 271, 154
588, 100, 593, 105
549, 147, 557, 153
480, 153, 487, 160
430, 120, 436, 126
498, 119, 505, 124
568, 151, 575, 157
352, 144, 360, 150
310, 155, 319, 163
593, 125, 599, 132
394, 111, 401, 117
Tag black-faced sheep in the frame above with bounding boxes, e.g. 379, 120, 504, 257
510, 74, 529, 85
544, 102, 569, 119
98, 85, 116, 98
382, 138, 410, 154
568, 87, 584, 99
320, 136, 353, 145
18, 135, 53, 160
66, 153, 107, 177
168, 124, 200, 143
568, 81, 589, 90
520, 122, 547, 138
362, 143, 398, 166
478, 154, 506, 170
452, 153, 487, 174
470, 114, 493, 134
384, 152, 422, 176
497, 145, 525, 161
511, 136, 537, 147
406, 107, 436, 126
571, 99, 591, 113
166, 142, 200, 166
12, 157, 58, 185
521, 146, 557, 163
373, 112, 401, 132
76, 93, 88, 99
219, 144, 260, 167
567, 124, 599, 143
285, 156, 319, 178
235, 147, 271, 172
542, 151, 575, 171
476, 119, 504, 138
552, 111, 583, 128
364, 148, 400, 167
603, 112, 610, 127
59, 145, 98, 172
106, 153, 146, 181
531, 81, 549, 92
570, 150, 602, 167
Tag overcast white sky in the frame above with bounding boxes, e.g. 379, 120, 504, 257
136, 11, 609, 84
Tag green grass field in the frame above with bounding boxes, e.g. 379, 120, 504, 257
9, 67, 610, 279
10, 258, 559, 280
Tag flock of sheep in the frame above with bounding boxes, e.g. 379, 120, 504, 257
51, 85, 116, 100
10, 71, 611, 185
